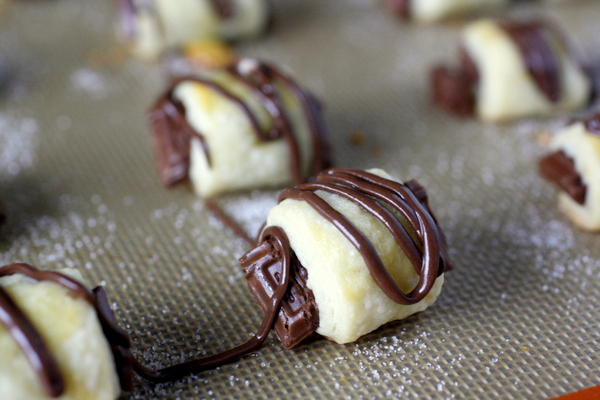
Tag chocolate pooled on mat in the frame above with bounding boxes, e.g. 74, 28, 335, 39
539, 113, 600, 231
241, 168, 452, 348
148, 58, 331, 198
432, 19, 592, 122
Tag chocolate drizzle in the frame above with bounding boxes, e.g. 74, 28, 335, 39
243, 169, 452, 347
539, 151, 587, 205
431, 49, 478, 116
0, 170, 452, 394
148, 59, 331, 189
0, 263, 135, 397
0, 245, 293, 393
279, 169, 450, 304
499, 21, 562, 103
241, 230, 319, 349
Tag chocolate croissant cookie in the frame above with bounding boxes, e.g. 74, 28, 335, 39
116, 0, 270, 59
149, 58, 331, 198
241, 168, 452, 348
0, 262, 288, 398
383, 0, 509, 23
0, 264, 132, 400
432, 19, 592, 122
539, 113, 600, 231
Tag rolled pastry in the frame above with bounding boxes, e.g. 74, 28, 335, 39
383, 0, 508, 23
539, 113, 600, 231
432, 19, 592, 122
148, 58, 331, 198
241, 168, 452, 348
0, 264, 132, 400
116, 0, 270, 59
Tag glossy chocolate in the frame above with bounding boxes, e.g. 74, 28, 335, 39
148, 60, 331, 189
242, 169, 452, 347
499, 21, 561, 103
431, 49, 478, 116
240, 234, 319, 349
0, 263, 135, 397
0, 245, 293, 391
539, 150, 587, 205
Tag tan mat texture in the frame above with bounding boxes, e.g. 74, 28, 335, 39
1, 0, 600, 399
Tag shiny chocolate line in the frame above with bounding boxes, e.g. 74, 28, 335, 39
499, 21, 561, 103
0, 285, 64, 397
148, 60, 330, 188
279, 169, 449, 305
539, 150, 587, 205
0, 263, 135, 397
133, 225, 291, 382
206, 200, 255, 246
226, 62, 304, 184
0, 231, 293, 388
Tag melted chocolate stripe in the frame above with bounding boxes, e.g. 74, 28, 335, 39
280, 185, 426, 305
0, 263, 132, 397
227, 63, 303, 185
149, 61, 330, 189
265, 65, 332, 177
332, 170, 444, 297
539, 150, 587, 205
0, 286, 64, 398
133, 225, 291, 382
499, 22, 561, 103
0, 253, 295, 389
319, 172, 421, 236
279, 169, 445, 305
293, 180, 423, 274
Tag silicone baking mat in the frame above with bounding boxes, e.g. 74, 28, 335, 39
1, 0, 600, 399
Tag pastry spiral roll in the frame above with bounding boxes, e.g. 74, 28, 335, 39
432, 19, 592, 122
241, 168, 452, 348
116, 0, 270, 59
539, 114, 600, 231
149, 58, 331, 198
0, 264, 131, 400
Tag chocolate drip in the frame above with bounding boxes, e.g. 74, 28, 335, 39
0, 263, 135, 397
240, 234, 319, 349
431, 49, 478, 116
133, 225, 291, 382
148, 60, 331, 188
0, 237, 294, 391
539, 150, 587, 205
382, 0, 411, 20
499, 21, 562, 103
242, 169, 452, 347
279, 169, 450, 304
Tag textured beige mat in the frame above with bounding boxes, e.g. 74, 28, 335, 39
1, 0, 600, 399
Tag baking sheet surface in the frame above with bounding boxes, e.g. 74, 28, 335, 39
1, 1, 600, 399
